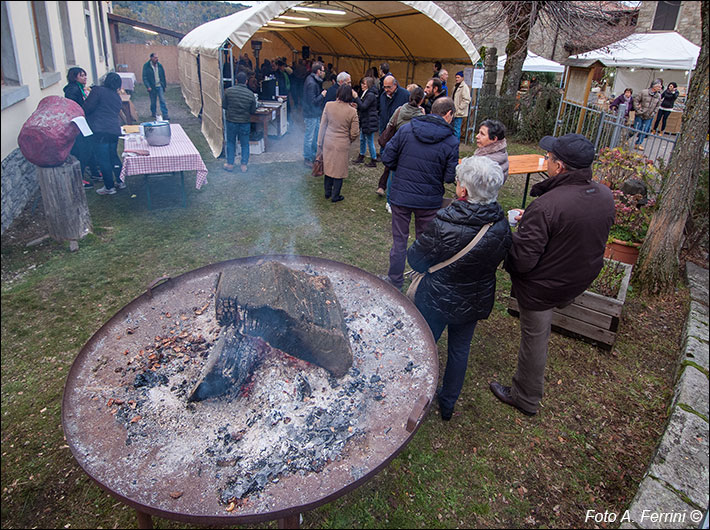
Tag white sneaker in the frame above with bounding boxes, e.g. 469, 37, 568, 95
96, 186, 116, 195
385, 203, 392, 214
116, 181, 127, 190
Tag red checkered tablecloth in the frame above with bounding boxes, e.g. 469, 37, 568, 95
120, 124, 208, 189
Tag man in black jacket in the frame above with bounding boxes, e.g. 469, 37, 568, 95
302, 61, 327, 167
423, 77, 446, 114
490, 134, 615, 416
142, 53, 168, 120
222, 72, 257, 173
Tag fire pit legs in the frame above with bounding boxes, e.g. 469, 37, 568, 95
136, 510, 153, 529
278, 513, 301, 529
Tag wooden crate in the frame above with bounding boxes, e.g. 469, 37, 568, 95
507, 260, 633, 350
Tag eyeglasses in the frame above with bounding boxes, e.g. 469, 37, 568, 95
544, 154, 550, 160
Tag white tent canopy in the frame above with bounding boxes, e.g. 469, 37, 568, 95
497, 51, 564, 73
565, 32, 700, 70
178, 1, 481, 157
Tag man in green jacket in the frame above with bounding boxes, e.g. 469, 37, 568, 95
222, 71, 257, 173
142, 53, 168, 120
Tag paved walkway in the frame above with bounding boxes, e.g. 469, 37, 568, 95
622, 262, 709, 529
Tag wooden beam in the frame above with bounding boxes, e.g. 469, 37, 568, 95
576, 66, 596, 134
106, 13, 185, 39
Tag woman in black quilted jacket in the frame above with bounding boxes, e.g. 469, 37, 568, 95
353, 76, 379, 167
407, 156, 512, 421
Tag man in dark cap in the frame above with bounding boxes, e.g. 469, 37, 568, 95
490, 133, 615, 416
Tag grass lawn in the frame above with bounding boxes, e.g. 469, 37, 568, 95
0, 85, 689, 529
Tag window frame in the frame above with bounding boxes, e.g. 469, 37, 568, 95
58, 1, 76, 66
1, 2, 30, 109
652, 0, 681, 31
29, 0, 61, 89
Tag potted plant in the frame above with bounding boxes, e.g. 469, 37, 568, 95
593, 148, 660, 265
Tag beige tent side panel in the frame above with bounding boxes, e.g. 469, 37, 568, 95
179, 48, 202, 118
200, 55, 225, 158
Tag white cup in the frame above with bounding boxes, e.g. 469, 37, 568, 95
508, 209, 521, 226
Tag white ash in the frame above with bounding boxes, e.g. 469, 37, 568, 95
66, 264, 435, 515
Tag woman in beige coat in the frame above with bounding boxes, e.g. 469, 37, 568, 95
317, 84, 360, 202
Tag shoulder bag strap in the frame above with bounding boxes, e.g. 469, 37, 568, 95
428, 222, 492, 274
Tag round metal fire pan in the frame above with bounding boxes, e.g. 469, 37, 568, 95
62, 255, 439, 525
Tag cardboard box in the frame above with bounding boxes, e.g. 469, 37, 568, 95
249, 139, 264, 154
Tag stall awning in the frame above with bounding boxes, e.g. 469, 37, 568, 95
178, 1, 481, 158
565, 32, 700, 70
497, 51, 564, 73
179, 1, 480, 64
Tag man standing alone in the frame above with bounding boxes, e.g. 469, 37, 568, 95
380, 97, 459, 289
303, 61, 327, 167
490, 133, 614, 416
222, 71, 257, 173
142, 53, 169, 120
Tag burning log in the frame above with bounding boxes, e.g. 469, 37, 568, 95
188, 326, 263, 402
215, 260, 353, 377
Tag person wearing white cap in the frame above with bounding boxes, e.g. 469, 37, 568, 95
490, 133, 615, 416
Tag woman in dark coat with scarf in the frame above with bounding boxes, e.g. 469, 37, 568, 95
63, 67, 94, 185
83, 72, 124, 195
353, 76, 379, 167
407, 156, 512, 420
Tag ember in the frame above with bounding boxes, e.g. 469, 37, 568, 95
63, 257, 437, 520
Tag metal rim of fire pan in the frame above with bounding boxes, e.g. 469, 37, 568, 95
61, 255, 439, 525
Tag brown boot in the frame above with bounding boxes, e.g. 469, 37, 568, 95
352, 154, 365, 164
365, 158, 377, 168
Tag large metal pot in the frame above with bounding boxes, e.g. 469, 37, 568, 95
142, 121, 171, 146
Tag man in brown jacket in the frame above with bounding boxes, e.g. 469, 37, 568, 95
632, 79, 662, 151
490, 133, 614, 416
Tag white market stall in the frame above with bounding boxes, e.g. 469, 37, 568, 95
565, 31, 700, 101
497, 51, 565, 73
178, 1, 481, 157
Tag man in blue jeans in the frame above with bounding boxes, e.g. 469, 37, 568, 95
632, 79, 662, 151
142, 53, 169, 120
302, 61, 327, 167
222, 72, 257, 173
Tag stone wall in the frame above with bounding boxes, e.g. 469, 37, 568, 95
635, 1, 702, 46
621, 262, 709, 529
1, 148, 38, 234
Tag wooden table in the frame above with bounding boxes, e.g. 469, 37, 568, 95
508, 154, 548, 208
250, 109, 274, 150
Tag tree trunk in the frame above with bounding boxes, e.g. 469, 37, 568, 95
37, 156, 92, 249
500, 2, 540, 98
635, 1, 709, 293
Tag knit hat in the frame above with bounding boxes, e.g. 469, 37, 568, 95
456, 71, 464, 77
